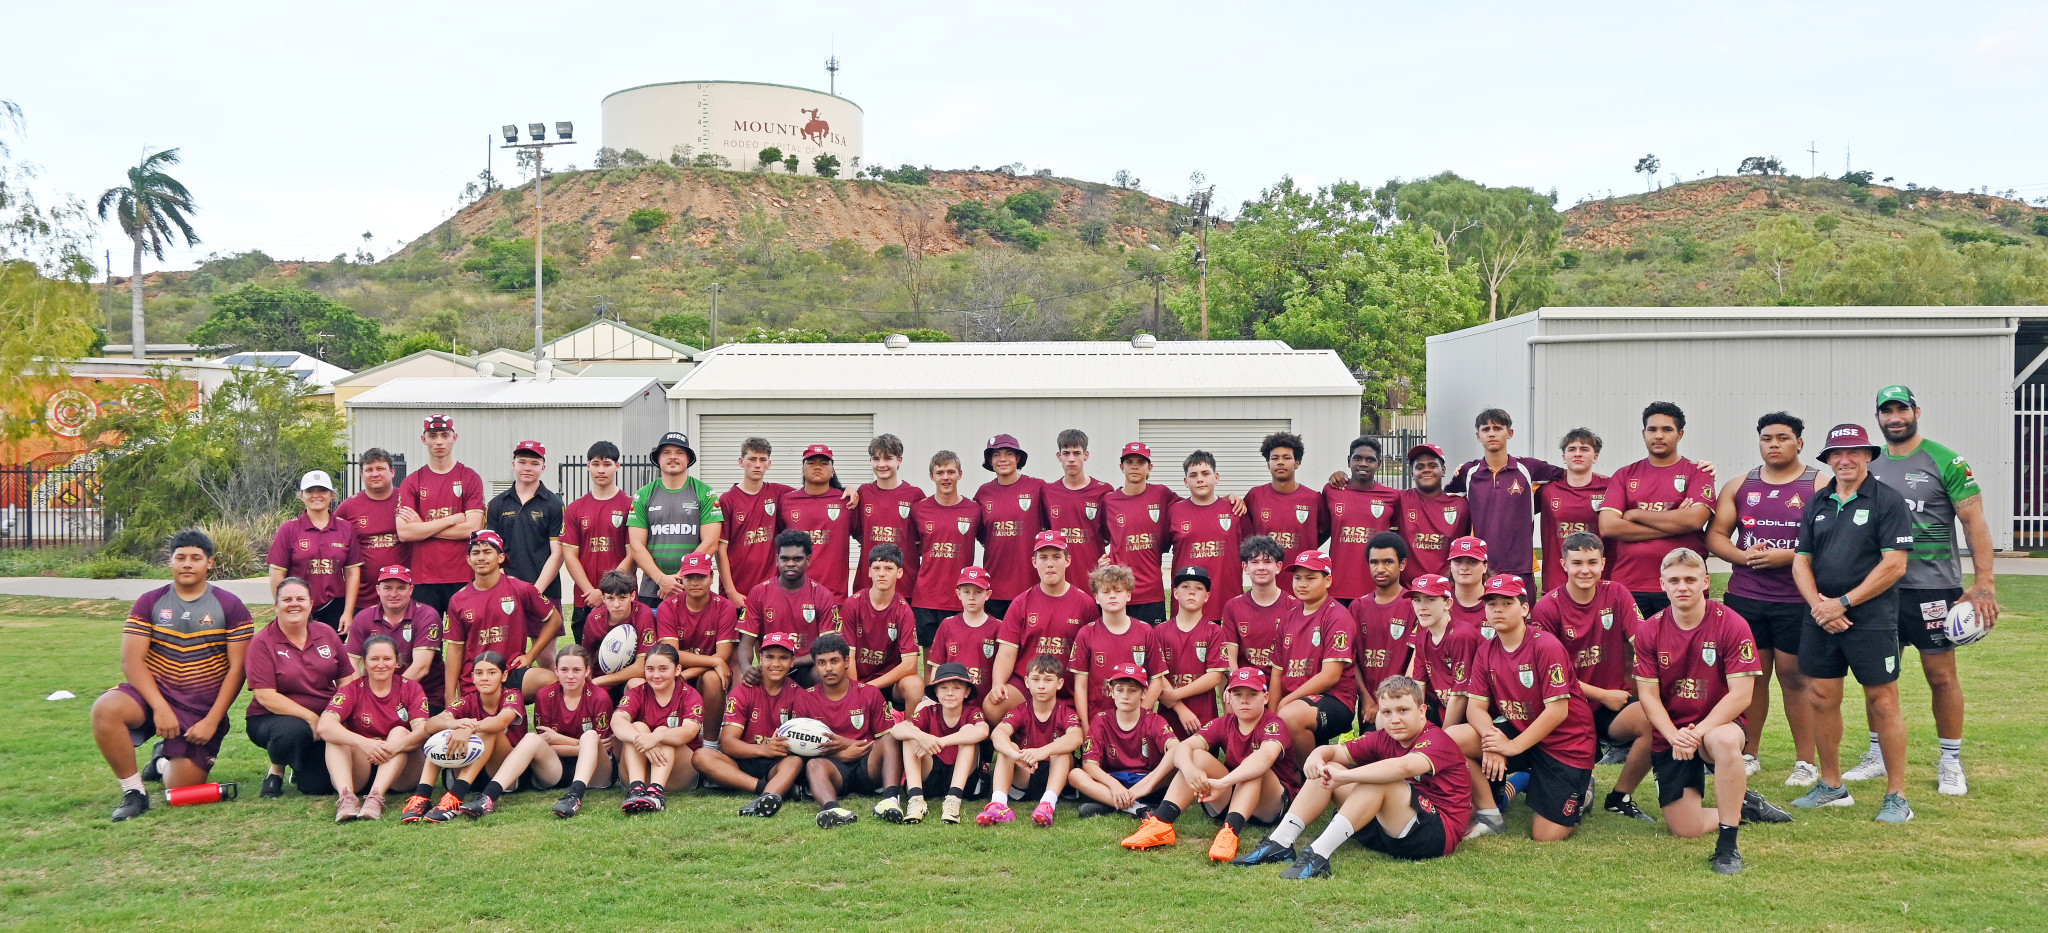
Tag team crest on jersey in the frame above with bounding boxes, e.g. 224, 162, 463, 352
1702, 644, 1717, 665
396, 706, 410, 722
1658, 651, 1671, 667
1133, 647, 1146, 666
1332, 632, 1348, 652
1452, 662, 1467, 682
983, 641, 996, 659
888, 624, 899, 642
1550, 497, 1562, 512
1548, 665, 1567, 686
1295, 505, 1311, 524
159, 608, 173, 622
1747, 492, 1761, 506
1371, 501, 1387, 519
957, 517, 972, 534
1788, 494, 1803, 509
1218, 517, 1232, 531
1738, 643, 1755, 662
827, 505, 841, 522
1599, 609, 1614, 631
1443, 508, 1458, 523
763, 500, 779, 518
666, 713, 681, 729
850, 710, 866, 730
1590, 495, 1605, 511
500, 596, 515, 614
1148, 505, 1161, 522
296, 538, 310, 551
1195, 644, 1207, 662
1853, 508, 1870, 525
401, 624, 413, 642
1259, 509, 1272, 522
452, 482, 464, 497
1673, 477, 1686, 493
1480, 625, 1496, 640
1140, 739, 1150, 758
898, 501, 912, 519
779, 709, 793, 724
1390, 622, 1405, 640
611, 512, 625, 527
802, 606, 817, 624
1519, 667, 1535, 688
1018, 494, 1032, 511
1311, 628, 1322, 647
316, 645, 332, 659
1509, 479, 1523, 495
923, 521, 935, 533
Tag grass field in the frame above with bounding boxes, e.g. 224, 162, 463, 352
3, 579, 2043, 932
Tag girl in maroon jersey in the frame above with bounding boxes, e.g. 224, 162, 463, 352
317, 635, 429, 822
470, 645, 617, 820
402, 652, 524, 823
611, 644, 704, 814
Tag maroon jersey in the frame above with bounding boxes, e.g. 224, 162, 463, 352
396, 462, 486, 585
1000, 700, 1082, 750
739, 578, 844, 655
717, 482, 794, 597
722, 679, 803, 746
1000, 584, 1099, 693
1447, 456, 1566, 577
927, 614, 1002, 689
1531, 581, 1643, 693
1450, 596, 1490, 638
974, 475, 1050, 600
335, 491, 404, 604
1416, 622, 1483, 712
1274, 600, 1361, 708
348, 601, 444, 703
839, 590, 917, 680
1634, 600, 1763, 752
798, 681, 898, 742
448, 687, 527, 744
1603, 457, 1716, 593
656, 593, 739, 657
1397, 490, 1470, 583
907, 496, 980, 611
1325, 485, 1402, 600
910, 703, 988, 765
1537, 475, 1611, 593
777, 488, 856, 596
1342, 724, 1472, 853
561, 490, 633, 609
1197, 711, 1289, 772
1068, 619, 1161, 705
1166, 498, 1243, 619
1222, 591, 1299, 671
1353, 592, 1421, 696
531, 682, 615, 739
855, 480, 926, 596
245, 620, 349, 717
1244, 483, 1325, 563
1044, 477, 1113, 591
326, 676, 429, 739
1152, 617, 1230, 729
618, 681, 704, 749
1103, 484, 1182, 602
266, 514, 363, 608
580, 599, 659, 660
443, 575, 552, 693
1085, 709, 1176, 772
1725, 468, 1817, 603
1468, 628, 1597, 769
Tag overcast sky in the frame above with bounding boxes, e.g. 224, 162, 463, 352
6, 1, 2043, 275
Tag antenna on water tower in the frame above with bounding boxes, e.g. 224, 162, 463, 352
825, 55, 840, 95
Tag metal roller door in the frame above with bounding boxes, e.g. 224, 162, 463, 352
694, 414, 877, 491
1139, 418, 1292, 496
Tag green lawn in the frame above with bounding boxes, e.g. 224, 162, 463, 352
3, 580, 2044, 932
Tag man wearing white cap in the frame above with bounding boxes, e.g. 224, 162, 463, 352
268, 470, 364, 629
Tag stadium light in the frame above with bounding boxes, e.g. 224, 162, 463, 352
555, 121, 574, 141
527, 122, 547, 142
499, 120, 578, 362
501, 125, 519, 144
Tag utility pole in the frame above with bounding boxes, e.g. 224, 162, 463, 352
501, 122, 575, 362
708, 283, 722, 347
1187, 185, 1214, 340
103, 249, 113, 339
1151, 275, 1161, 332
1807, 141, 1819, 178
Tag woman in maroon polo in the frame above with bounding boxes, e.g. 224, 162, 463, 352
245, 577, 352, 798
317, 634, 429, 821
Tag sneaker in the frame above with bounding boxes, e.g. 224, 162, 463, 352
423, 792, 463, 822
643, 786, 666, 813
1740, 789, 1793, 824
1711, 847, 1744, 875
1077, 801, 1116, 820
260, 774, 285, 799
1791, 782, 1854, 808
1597, 744, 1630, 766
1280, 850, 1332, 879
904, 797, 928, 824
816, 806, 859, 829
1208, 824, 1239, 861
1605, 792, 1655, 823
1231, 838, 1296, 866
358, 794, 385, 821
941, 796, 963, 825
621, 792, 651, 815
550, 793, 582, 818
400, 794, 432, 822
1120, 815, 1177, 849
875, 796, 905, 823
739, 793, 783, 818
1743, 754, 1761, 777
1842, 747, 1887, 781
976, 802, 1015, 826
458, 793, 495, 820
1031, 801, 1057, 827
1464, 813, 1505, 840
335, 791, 361, 823
1937, 757, 1968, 796
1785, 760, 1820, 787
111, 789, 150, 822
140, 741, 165, 782
1874, 792, 1914, 824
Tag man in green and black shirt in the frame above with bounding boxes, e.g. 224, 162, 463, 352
627, 432, 725, 609
1864, 385, 1998, 796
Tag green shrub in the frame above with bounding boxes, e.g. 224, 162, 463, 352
1875, 196, 1900, 216
881, 164, 929, 185
1078, 219, 1109, 246
626, 209, 671, 235
2035, 215, 2048, 237
462, 237, 560, 289
1942, 227, 2020, 247
1672, 236, 1705, 263
812, 154, 841, 178
1004, 188, 1057, 225
1555, 250, 1581, 269
1814, 215, 1842, 234
83, 555, 152, 579
757, 147, 783, 171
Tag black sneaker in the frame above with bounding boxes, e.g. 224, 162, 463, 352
140, 741, 165, 782
1605, 791, 1656, 823
1230, 838, 1297, 867
1711, 847, 1744, 875
552, 793, 583, 818
457, 793, 495, 820
739, 793, 784, 818
1741, 789, 1794, 824
111, 789, 150, 822
260, 774, 284, 799
1076, 801, 1116, 820
1597, 744, 1630, 766
816, 806, 858, 828
1279, 851, 1332, 879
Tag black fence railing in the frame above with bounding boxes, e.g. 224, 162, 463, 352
556, 456, 659, 501
340, 455, 408, 497
0, 463, 114, 549
1361, 431, 1427, 490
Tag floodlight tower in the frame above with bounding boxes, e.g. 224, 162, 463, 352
500, 121, 577, 361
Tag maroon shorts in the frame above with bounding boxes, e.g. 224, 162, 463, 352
113, 683, 228, 772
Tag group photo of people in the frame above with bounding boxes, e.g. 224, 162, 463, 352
88, 384, 1998, 877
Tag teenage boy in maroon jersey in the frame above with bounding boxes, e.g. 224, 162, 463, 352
855, 433, 925, 599
1531, 532, 1655, 822
974, 434, 1049, 619
651, 556, 735, 720
441, 530, 559, 704
1461, 574, 1595, 842
1101, 442, 1181, 626
798, 633, 904, 829
1072, 664, 1180, 820
335, 448, 405, 613
987, 531, 1099, 720
908, 450, 981, 647
1269, 549, 1360, 763
1397, 444, 1469, 584
1167, 451, 1243, 620
1245, 432, 1324, 564
1444, 536, 1492, 636
698, 632, 805, 818
582, 569, 660, 699
735, 529, 844, 689
561, 441, 635, 645
718, 437, 793, 608
1151, 566, 1229, 738
1445, 410, 1564, 593
1222, 536, 1298, 673
1045, 429, 1113, 592
927, 566, 1002, 691
1636, 548, 1793, 875
1538, 429, 1611, 593
1324, 436, 1402, 604
839, 544, 924, 710
779, 445, 857, 596
1409, 574, 1478, 729
1120, 666, 1290, 861
1352, 533, 1419, 728
1068, 564, 1164, 727
395, 414, 485, 614
1601, 401, 1717, 618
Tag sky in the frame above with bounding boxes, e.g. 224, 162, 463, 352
5, 1, 2044, 275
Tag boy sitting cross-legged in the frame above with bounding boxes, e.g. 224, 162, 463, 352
1121, 666, 1291, 862
888, 662, 992, 824
979, 654, 1083, 827
1070, 663, 1180, 820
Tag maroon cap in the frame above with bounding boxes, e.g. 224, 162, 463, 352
802, 444, 834, 461
468, 529, 505, 552
759, 632, 800, 653
375, 564, 413, 584
1031, 530, 1069, 552
955, 566, 994, 590
513, 439, 546, 459
1119, 441, 1153, 462
678, 552, 715, 577
423, 413, 454, 432
1448, 536, 1489, 562
1284, 548, 1334, 575
982, 434, 1027, 471
1817, 423, 1882, 463
1404, 574, 1452, 598
1104, 663, 1147, 687
1406, 443, 1444, 463
1482, 574, 1528, 599
1226, 667, 1268, 692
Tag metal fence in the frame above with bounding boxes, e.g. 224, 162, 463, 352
1361, 431, 1427, 490
2018, 384, 2047, 549
556, 456, 659, 500
0, 463, 114, 549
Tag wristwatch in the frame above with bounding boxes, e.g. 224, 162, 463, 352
1839, 593, 1854, 609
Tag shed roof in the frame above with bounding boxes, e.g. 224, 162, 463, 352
1531, 306, 2048, 321
544, 319, 698, 361
669, 340, 1359, 399
336, 349, 479, 385
348, 377, 665, 409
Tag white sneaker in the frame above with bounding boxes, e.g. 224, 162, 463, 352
1743, 754, 1761, 777
1786, 760, 1820, 787
1842, 748, 1887, 782
1937, 757, 1968, 796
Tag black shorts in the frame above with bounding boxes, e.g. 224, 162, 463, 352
984, 599, 1012, 622
312, 599, 348, 628
1631, 591, 1671, 618
1723, 594, 1807, 656
1897, 587, 1963, 654
1798, 618, 1900, 686
411, 582, 462, 614
1592, 696, 1638, 744
821, 756, 883, 795
1651, 748, 1711, 808
1304, 694, 1355, 745
1128, 601, 1167, 626
638, 594, 662, 612
1354, 801, 1450, 861
913, 607, 949, 649
505, 666, 537, 693
737, 754, 792, 792
571, 605, 595, 645
1502, 745, 1592, 827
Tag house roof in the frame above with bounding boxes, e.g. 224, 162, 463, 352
544, 319, 698, 362
334, 349, 479, 385
347, 377, 665, 409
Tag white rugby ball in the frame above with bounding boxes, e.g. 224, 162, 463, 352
597, 623, 639, 674
1944, 600, 1990, 647
775, 717, 834, 757
425, 728, 485, 768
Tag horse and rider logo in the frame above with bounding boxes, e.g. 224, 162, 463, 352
800, 109, 830, 147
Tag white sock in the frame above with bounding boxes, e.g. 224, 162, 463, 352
1040, 790, 1058, 805
702, 739, 721, 750
992, 789, 1006, 806
1939, 738, 1962, 762
1269, 813, 1308, 847
1867, 732, 1882, 756
119, 773, 145, 794
1120, 803, 1144, 814
1309, 815, 1355, 858
1477, 807, 1501, 822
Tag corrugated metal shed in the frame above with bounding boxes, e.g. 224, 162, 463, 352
545, 320, 697, 362
346, 377, 668, 489
1426, 306, 2048, 550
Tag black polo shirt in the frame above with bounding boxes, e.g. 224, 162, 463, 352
488, 483, 564, 587
1795, 476, 1914, 627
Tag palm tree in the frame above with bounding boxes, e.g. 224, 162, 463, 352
97, 149, 197, 358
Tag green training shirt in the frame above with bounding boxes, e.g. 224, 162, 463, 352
1865, 438, 1980, 590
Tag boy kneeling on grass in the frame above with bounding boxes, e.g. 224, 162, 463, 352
1071, 663, 1179, 820
889, 662, 991, 824
1121, 666, 1290, 861
980, 654, 1083, 826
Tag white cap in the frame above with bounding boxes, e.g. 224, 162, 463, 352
300, 470, 335, 491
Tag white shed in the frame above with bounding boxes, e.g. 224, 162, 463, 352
345, 376, 668, 492
666, 338, 1364, 494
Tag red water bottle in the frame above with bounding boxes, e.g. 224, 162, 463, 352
165, 782, 237, 806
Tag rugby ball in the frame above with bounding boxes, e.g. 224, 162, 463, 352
597, 623, 639, 674
1944, 600, 1990, 647
424, 729, 484, 769
775, 717, 834, 757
